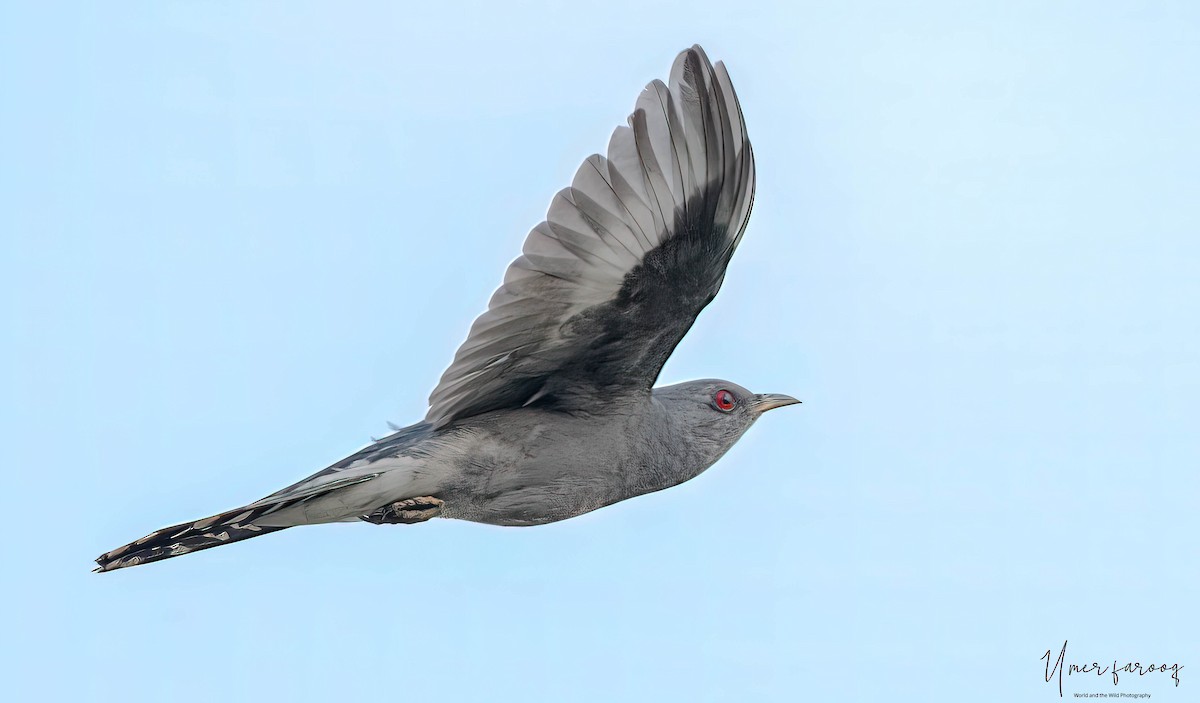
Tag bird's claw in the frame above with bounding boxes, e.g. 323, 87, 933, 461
361, 496, 445, 524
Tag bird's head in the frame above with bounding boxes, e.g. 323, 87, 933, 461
653, 379, 800, 463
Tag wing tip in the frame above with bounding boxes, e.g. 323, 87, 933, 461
424, 44, 754, 427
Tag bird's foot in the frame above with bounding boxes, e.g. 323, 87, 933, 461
361, 496, 444, 525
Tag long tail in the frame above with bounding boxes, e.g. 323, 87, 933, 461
94, 503, 291, 573
95, 471, 384, 572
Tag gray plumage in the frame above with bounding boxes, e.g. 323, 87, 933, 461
95, 45, 799, 573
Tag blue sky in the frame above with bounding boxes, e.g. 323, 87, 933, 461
2, 2, 1197, 700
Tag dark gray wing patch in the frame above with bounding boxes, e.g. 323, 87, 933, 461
426, 46, 755, 428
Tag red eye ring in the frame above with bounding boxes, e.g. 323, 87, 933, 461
714, 389, 736, 412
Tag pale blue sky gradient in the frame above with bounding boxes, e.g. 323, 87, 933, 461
2, 2, 1197, 701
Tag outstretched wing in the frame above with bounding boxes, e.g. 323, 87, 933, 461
426, 45, 755, 428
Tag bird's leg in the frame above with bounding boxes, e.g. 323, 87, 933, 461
361, 497, 445, 525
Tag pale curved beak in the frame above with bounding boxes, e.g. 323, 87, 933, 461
749, 393, 801, 413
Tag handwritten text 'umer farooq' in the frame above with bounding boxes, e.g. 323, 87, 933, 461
1042, 640, 1183, 697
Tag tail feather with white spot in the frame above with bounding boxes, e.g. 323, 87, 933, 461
94, 471, 387, 572
94, 502, 294, 572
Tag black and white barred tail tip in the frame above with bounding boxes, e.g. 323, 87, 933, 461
94, 503, 291, 573
97, 472, 383, 572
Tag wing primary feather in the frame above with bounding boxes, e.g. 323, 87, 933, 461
425, 46, 755, 428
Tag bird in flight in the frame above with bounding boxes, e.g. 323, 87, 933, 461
96, 45, 799, 572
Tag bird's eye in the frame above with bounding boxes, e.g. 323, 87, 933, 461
714, 389, 736, 412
